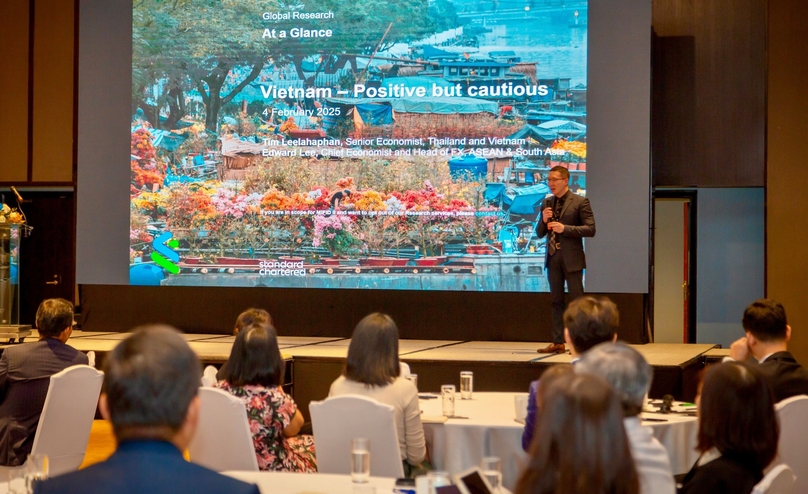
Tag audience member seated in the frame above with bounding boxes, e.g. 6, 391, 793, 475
215, 323, 316, 472
233, 308, 272, 336
577, 342, 676, 494
515, 373, 640, 494
533, 365, 575, 410
34, 325, 258, 494
0, 298, 89, 466
328, 313, 427, 477
678, 361, 779, 494
728, 298, 808, 402
217, 308, 273, 381
522, 296, 619, 450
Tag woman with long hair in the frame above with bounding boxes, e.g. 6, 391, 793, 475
328, 313, 427, 476
215, 323, 316, 472
515, 372, 640, 494
233, 308, 272, 335
679, 361, 779, 493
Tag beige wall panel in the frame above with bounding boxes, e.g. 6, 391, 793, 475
31, 0, 74, 182
767, 0, 808, 364
0, 0, 30, 182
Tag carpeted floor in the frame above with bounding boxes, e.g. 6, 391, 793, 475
80, 420, 116, 469
80, 420, 191, 469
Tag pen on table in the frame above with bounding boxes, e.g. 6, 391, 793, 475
643, 417, 668, 422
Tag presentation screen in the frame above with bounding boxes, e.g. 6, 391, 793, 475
126, 0, 590, 291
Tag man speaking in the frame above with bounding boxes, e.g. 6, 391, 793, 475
537, 166, 596, 354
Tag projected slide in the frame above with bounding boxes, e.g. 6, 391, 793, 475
129, 0, 588, 290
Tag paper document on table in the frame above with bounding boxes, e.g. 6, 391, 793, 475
421, 415, 449, 424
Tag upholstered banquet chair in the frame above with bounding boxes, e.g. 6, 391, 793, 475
753, 464, 796, 494
775, 395, 808, 492
310, 395, 404, 478
201, 365, 219, 387
0, 365, 104, 477
188, 387, 259, 472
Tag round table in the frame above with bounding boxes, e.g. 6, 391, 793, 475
419, 392, 698, 490
224, 470, 397, 493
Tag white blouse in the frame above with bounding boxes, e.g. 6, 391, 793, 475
328, 375, 426, 465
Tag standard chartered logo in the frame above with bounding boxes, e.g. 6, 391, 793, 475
151, 231, 179, 274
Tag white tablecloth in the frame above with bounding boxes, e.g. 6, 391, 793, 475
420, 392, 698, 490
224, 470, 397, 494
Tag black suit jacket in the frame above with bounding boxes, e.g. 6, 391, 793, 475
0, 339, 89, 466
536, 190, 596, 271
34, 440, 260, 494
678, 454, 763, 494
757, 351, 808, 403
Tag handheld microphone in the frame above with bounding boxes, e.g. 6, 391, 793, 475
8, 185, 29, 232
10, 186, 23, 203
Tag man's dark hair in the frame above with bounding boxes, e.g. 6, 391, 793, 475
344, 313, 400, 387
233, 308, 272, 336
549, 165, 570, 180
742, 299, 788, 342
219, 323, 284, 387
563, 296, 619, 353
35, 298, 74, 338
103, 325, 201, 439
697, 362, 779, 472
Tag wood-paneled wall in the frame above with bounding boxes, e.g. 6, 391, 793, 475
652, 0, 766, 187
0, 0, 74, 185
0, 0, 30, 182
767, 0, 808, 364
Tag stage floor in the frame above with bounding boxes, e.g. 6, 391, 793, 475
2, 332, 717, 405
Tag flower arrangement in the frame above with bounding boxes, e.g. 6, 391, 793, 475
0, 204, 24, 224
130, 129, 165, 190
312, 214, 359, 258
551, 139, 587, 159
130, 152, 512, 261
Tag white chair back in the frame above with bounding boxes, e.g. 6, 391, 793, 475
188, 387, 259, 471
30, 365, 104, 476
201, 365, 219, 387
775, 395, 808, 493
753, 464, 796, 494
310, 395, 404, 479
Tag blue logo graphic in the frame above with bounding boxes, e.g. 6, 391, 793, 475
151, 231, 180, 274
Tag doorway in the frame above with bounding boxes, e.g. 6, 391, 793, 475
652, 191, 697, 343
8, 189, 77, 325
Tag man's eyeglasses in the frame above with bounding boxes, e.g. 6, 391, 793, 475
547, 178, 567, 183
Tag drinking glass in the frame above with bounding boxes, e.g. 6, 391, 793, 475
427, 471, 453, 494
481, 457, 502, 492
460, 371, 473, 400
441, 385, 455, 417
406, 373, 418, 391
8, 469, 27, 494
514, 393, 529, 422
25, 454, 48, 493
350, 438, 370, 483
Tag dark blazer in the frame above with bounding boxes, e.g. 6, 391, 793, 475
0, 338, 89, 466
757, 351, 808, 403
34, 439, 260, 494
536, 190, 596, 271
678, 454, 763, 494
